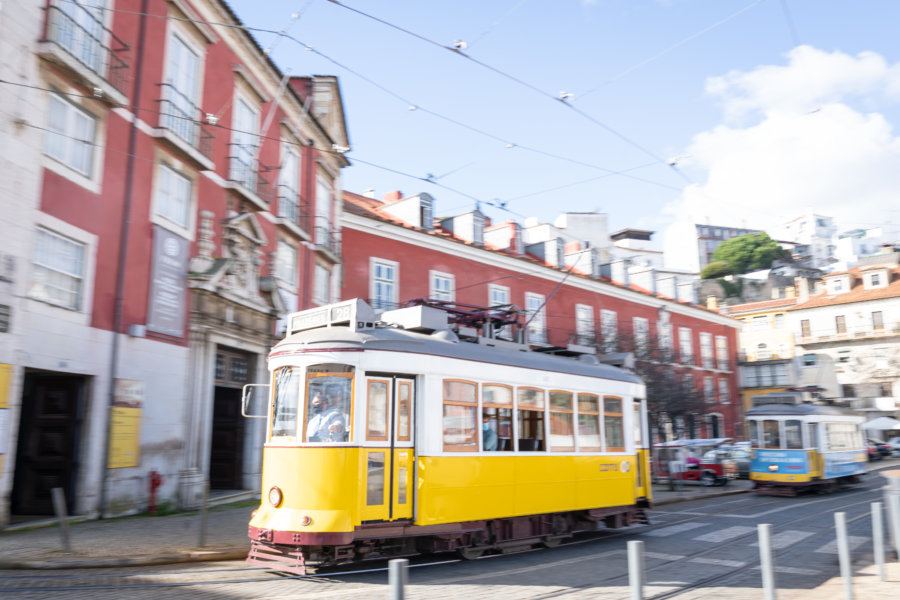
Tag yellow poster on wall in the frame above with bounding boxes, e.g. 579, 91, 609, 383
0, 363, 10, 474
108, 379, 143, 469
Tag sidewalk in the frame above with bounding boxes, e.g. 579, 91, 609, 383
0, 459, 897, 598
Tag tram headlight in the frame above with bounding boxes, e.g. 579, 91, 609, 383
300, 515, 312, 526
768, 464, 779, 472
268, 486, 284, 508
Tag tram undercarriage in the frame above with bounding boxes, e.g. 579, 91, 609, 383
752, 474, 863, 497
247, 504, 651, 574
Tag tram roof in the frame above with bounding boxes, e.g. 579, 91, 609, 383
273, 324, 643, 384
744, 403, 859, 417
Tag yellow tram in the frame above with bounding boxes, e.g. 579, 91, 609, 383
244, 299, 651, 573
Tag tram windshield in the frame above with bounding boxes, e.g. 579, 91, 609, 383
303, 364, 354, 443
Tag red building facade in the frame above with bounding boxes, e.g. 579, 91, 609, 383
0, 0, 348, 523
341, 191, 742, 442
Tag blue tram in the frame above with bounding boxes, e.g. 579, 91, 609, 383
746, 397, 867, 495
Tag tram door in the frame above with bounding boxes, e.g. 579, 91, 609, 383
362, 376, 415, 522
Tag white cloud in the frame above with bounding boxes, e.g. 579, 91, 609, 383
665, 46, 900, 242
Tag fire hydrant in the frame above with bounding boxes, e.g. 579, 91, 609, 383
148, 470, 163, 515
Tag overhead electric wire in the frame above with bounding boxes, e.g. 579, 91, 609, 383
576, 0, 766, 101
466, 0, 529, 49
59, 0, 683, 200
324, 0, 691, 180
780, 0, 801, 47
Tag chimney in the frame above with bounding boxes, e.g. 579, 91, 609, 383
795, 277, 809, 303
383, 190, 403, 203
706, 295, 719, 311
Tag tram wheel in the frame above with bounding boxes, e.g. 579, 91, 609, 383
457, 547, 486, 560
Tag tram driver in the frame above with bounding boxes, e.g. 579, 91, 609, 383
306, 394, 346, 442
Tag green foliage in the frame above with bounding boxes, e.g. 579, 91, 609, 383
700, 261, 732, 279
711, 233, 786, 275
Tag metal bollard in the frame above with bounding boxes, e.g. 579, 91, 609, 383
835, 512, 854, 600
197, 481, 209, 548
389, 558, 408, 600
50, 488, 71, 553
883, 470, 900, 559
758, 523, 776, 600
627, 540, 645, 600
872, 502, 885, 582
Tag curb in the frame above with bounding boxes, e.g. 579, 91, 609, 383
0, 548, 249, 570
652, 486, 752, 506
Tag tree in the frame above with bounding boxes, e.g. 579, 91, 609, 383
699, 261, 731, 279
710, 233, 787, 275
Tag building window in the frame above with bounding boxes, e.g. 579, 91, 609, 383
715, 336, 728, 370
45, 92, 97, 176
838, 350, 850, 363
835, 315, 847, 335
370, 258, 397, 310
803, 353, 816, 366
870, 273, 881, 286
872, 311, 884, 331
800, 319, 811, 338
0, 305, 9, 333
29, 228, 86, 311
601, 309, 617, 353
275, 241, 298, 287
278, 143, 301, 224
161, 31, 201, 145
229, 96, 259, 190
700, 332, 713, 368
679, 327, 693, 364
774, 313, 785, 329
718, 379, 730, 404
430, 271, 454, 302
525, 292, 546, 344
633, 317, 649, 355
704, 376, 715, 403
489, 284, 509, 307
575, 304, 594, 345
757, 343, 770, 360
154, 164, 192, 230
313, 264, 330, 305
315, 174, 334, 247
752, 316, 768, 331
53, 0, 107, 73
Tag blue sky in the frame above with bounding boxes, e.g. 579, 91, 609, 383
227, 0, 900, 245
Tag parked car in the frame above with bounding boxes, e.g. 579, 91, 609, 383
866, 439, 883, 462
868, 438, 892, 458
888, 437, 900, 457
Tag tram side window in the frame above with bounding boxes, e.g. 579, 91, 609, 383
482, 384, 513, 452
604, 396, 624, 452
577, 394, 602, 451
443, 379, 478, 452
304, 364, 354, 443
763, 420, 781, 448
749, 420, 760, 447
367, 379, 389, 441
517, 387, 545, 451
271, 366, 300, 439
807, 423, 817, 448
785, 420, 803, 449
825, 422, 860, 452
549, 391, 575, 451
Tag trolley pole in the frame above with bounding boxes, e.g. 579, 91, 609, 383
835, 512, 854, 600
758, 524, 776, 600
389, 558, 408, 600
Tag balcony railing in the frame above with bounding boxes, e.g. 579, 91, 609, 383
156, 83, 214, 158
796, 322, 900, 344
276, 185, 311, 232
313, 215, 341, 258
227, 146, 275, 205
42, 0, 129, 95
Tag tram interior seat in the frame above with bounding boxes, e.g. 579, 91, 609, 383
518, 439, 537, 451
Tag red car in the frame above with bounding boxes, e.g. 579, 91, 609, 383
866, 440, 883, 462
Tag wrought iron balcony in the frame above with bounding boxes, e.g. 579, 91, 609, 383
796, 322, 900, 345
156, 83, 214, 159
41, 0, 129, 97
313, 215, 341, 259
276, 185, 311, 233
227, 147, 275, 207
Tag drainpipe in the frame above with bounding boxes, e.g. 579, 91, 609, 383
100, 0, 149, 517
